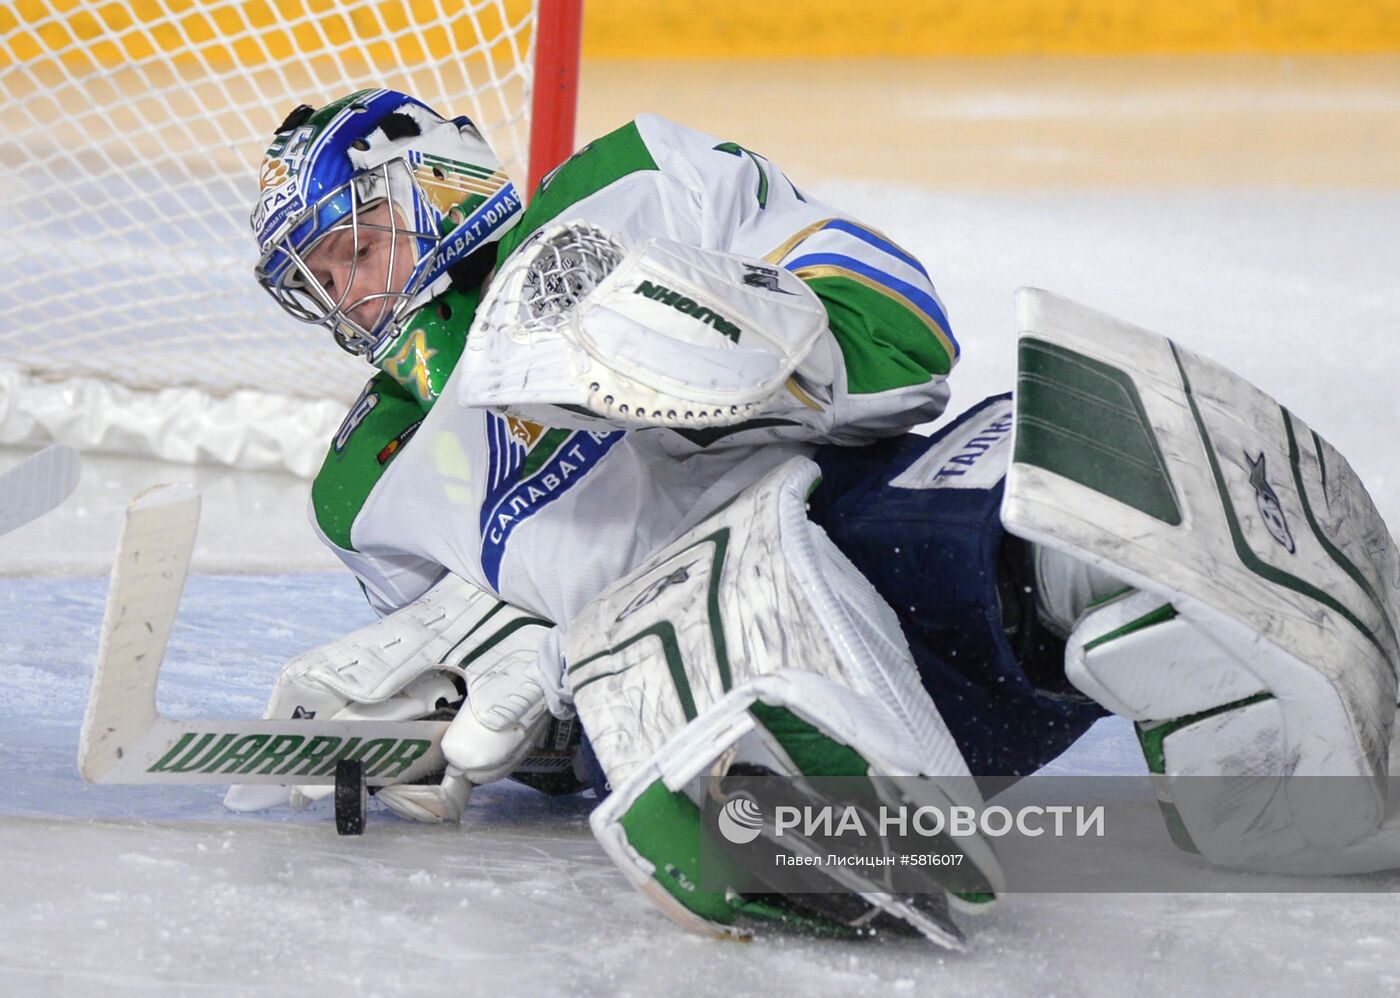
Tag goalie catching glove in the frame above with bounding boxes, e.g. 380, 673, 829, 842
224, 573, 574, 822
460, 220, 832, 429
562, 456, 1003, 948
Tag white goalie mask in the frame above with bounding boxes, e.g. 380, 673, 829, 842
251, 89, 523, 359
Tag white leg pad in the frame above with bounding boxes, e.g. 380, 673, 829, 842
566, 456, 1002, 942
566, 455, 973, 788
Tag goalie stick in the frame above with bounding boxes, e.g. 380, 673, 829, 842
78, 484, 450, 787
0, 444, 81, 538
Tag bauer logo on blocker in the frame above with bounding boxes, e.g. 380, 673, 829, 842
717, 795, 765, 844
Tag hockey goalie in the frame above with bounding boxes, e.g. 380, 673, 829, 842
222, 90, 1400, 944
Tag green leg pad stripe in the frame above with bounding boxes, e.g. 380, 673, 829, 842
617, 775, 871, 939
1157, 800, 1201, 855
1015, 338, 1183, 526
1081, 602, 1178, 653
750, 704, 988, 906
1134, 692, 1276, 854
617, 779, 740, 925
1134, 691, 1276, 774
1085, 586, 1135, 612
749, 703, 870, 778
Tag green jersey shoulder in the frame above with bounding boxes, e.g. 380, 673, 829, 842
311, 373, 426, 552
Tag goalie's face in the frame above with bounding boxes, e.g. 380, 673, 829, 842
295, 199, 418, 349
257, 165, 436, 358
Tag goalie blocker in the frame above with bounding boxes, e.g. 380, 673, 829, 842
224, 571, 582, 824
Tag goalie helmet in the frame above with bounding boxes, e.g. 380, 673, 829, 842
251, 89, 522, 359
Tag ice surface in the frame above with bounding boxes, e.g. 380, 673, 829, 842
3, 575, 1398, 995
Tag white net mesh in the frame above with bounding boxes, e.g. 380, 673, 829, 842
0, 0, 541, 461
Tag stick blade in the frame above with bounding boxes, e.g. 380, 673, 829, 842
78, 484, 201, 783
0, 444, 82, 537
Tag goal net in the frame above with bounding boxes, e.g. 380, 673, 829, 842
0, 0, 579, 475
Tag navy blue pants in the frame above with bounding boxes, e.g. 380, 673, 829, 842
574, 395, 1105, 795
807, 394, 1104, 777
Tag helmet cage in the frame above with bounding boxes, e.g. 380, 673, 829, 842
252, 90, 524, 360
255, 157, 443, 357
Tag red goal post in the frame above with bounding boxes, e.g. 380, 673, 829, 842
0, 0, 583, 475
527, 0, 583, 197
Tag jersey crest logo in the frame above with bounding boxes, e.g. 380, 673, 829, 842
478, 420, 624, 590
1245, 451, 1297, 555
507, 416, 547, 450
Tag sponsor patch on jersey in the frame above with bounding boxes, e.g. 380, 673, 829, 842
891, 399, 1014, 490
377, 418, 423, 465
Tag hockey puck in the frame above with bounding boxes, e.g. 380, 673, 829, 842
334, 758, 367, 836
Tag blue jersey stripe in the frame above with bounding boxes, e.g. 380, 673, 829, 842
486, 412, 521, 492
489, 417, 501, 490
818, 219, 931, 279
784, 251, 955, 349
479, 429, 624, 590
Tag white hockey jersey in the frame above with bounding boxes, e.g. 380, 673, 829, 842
311, 114, 959, 625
